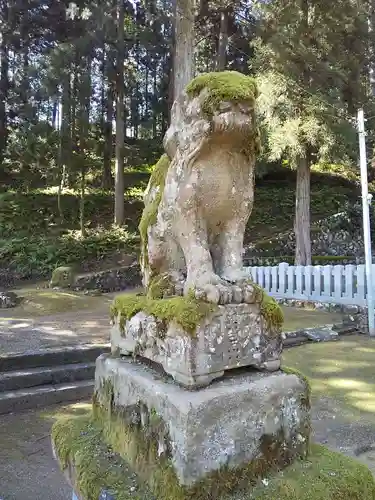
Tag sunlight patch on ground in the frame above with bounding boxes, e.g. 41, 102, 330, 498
282, 306, 343, 332
0, 288, 113, 318
283, 335, 375, 423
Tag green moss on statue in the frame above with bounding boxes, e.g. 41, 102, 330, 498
110, 292, 216, 336
186, 71, 261, 157
147, 273, 175, 299
186, 71, 258, 116
138, 154, 170, 272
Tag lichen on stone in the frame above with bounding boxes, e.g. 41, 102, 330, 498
92, 398, 308, 500
281, 365, 312, 405
110, 292, 216, 336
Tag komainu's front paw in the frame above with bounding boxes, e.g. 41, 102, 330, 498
221, 268, 252, 284
185, 272, 234, 305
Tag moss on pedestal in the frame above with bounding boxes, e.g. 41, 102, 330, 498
281, 365, 312, 404
52, 404, 375, 500
110, 292, 216, 336
253, 284, 284, 332
91, 395, 309, 500
51, 415, 154, 500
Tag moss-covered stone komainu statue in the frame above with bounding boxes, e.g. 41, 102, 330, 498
140, 71, 260, 304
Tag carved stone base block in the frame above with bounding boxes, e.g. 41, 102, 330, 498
94, 354, 310, 491
111, 303, 282, 388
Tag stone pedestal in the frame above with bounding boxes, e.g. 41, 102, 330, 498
94, 354, 310, 491
111, 303, 282, 388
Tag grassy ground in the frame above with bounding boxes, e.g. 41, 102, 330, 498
283, 336, 375, 424
282, 307, 343, 331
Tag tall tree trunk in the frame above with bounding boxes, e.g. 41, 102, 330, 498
294, 155, 311, 265
173, 0, 195, 100
103, 49, 114, 189
78, 55, 91, 237
114, 0, 125, 226
294, 0, 311, 266
0, 19, 9, 167
57, 73, 71, 222
216, 8, 229, 70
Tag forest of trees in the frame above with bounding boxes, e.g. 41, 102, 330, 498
1, 0, 375, 274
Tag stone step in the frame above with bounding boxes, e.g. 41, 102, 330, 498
0, 362, 95, 393
0, 380, 95, 415
0, 344, 110, 372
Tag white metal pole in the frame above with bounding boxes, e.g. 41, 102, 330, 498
358, 108, 375, 336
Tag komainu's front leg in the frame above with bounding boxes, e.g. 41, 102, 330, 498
177, 210, 234, 304
215, 217, 259, 304
219, 217, 250, 284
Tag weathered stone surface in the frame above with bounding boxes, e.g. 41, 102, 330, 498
0, 291, 18, 308
304, 327, 339, 343
94, 354, 310, 488
50, 266, 76, 288
74, 264, 141, 292
111, 303, 282, 388
141, 72, 260, 305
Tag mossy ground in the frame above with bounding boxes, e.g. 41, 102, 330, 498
110, 292, 215, 335
52, 410, 375, 500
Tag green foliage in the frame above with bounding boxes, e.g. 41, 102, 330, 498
0, 189, 140, 279
110, 292, 216, 336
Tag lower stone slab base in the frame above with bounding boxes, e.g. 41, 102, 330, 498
93, 354, 310, 492
51, 416, 375, 500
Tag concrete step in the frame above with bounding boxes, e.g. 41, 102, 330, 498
0, 380, 95, 415
0, 344, 110, 372
0, 362, 95, 393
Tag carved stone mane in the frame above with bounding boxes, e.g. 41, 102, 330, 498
139, 71, 260, 305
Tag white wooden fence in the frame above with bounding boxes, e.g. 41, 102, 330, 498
245, 263, 371, 306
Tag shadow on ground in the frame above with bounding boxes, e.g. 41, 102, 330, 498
0, 402, 91, 500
